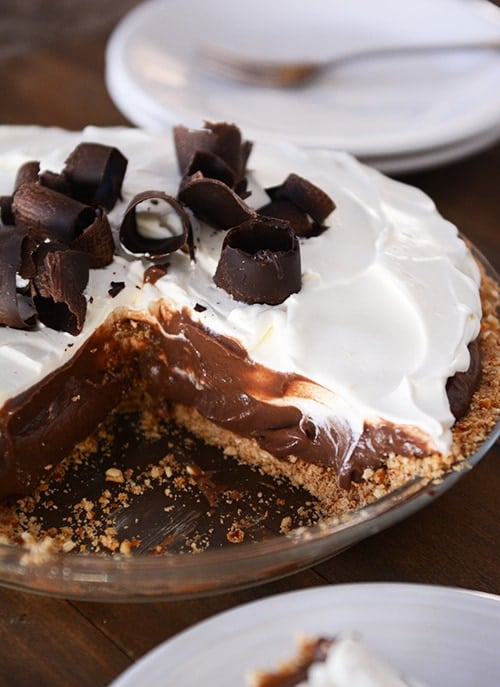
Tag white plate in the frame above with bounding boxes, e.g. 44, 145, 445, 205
108, 583, 500, 687
106, 0, 500, 160
106, 93, 500, 174
103, 63, 500, 174
365, 123, 500, 174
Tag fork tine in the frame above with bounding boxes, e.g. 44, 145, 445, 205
199, 47, 318, 87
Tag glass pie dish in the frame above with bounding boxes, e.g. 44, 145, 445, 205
0, 244, 498, 602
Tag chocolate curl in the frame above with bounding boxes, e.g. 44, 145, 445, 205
214, 216, 301, 305
63, 142, 128, 211
0, 161, 41, 225
258, 199, 311, 237
0, 195, 14, 225
32, 243, 89, 335
174, 122, 252, 191
205, 121, 252, 183
0, 226, 36, 329
19, 234, 39, 280
119, 190, 194, 261
174, 126, 213, 175
12, 182, 96, 243
178, 174, 254, 230
186, 150, 236, 188
39, 169, 71, 195
261, 173, 335, 237
70, 207, 115, 268
15, 160, 40, 188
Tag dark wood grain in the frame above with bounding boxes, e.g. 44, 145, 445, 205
0, 5, 498, 686
72, 570, 325, 661
0, 587, 130, 686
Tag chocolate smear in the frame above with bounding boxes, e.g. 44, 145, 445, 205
120, 190, 194, 261
178, 174, 254, 230
63, 142, 128, 211
214, 216, 301, 305
0, 226, 36, 329
32, 243, 89, 335
261, 173, 335, 237
12, 182, 96, 244
144, 263, 168, 285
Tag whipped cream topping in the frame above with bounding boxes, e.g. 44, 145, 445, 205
0, 125, 481, 455
295, 637, 421, 687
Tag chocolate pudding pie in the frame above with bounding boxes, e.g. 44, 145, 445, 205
0, 122, 498, 535
247, 635, 420, 687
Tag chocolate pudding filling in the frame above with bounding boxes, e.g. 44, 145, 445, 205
0, 306, 481, 500
251, 637, 333, 687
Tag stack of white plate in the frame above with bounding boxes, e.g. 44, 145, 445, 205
106, 0, 500, 174
108, 585, 500, 687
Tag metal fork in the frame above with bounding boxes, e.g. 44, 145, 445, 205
200, 39, 500, 88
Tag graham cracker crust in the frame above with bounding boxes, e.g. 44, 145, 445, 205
0, 268, 498, 553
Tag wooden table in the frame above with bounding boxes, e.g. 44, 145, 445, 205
0, 6, 498, 685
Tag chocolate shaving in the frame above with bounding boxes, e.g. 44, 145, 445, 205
258, 199, 311, 237
178, 174, 254, 230
0, 140, 128, 335
19, 234, 38, 280
0, 163, 39, 226
0, 195, 14, 225
0, 226, 36, 329
32, 243, 89, 335
186, 150, 236, 188
70, 207, 115, 269
205, 121, 253, 186
39, 169, 71, 195
214, 216, 301, 305
12, 183, 97, 243
174, 122, 256, 231
108, 281, 125, 298
261, 173, 335, 237
14, 160, 40, 188
62, 142, 128, 211
174, 126, 214, 176
174, 121, 252, 193
119, 190, 194, 261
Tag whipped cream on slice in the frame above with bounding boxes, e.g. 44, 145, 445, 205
0, 125, 481, 456
295, 637, 423, 687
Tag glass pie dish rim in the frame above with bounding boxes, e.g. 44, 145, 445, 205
0, 241, 497, 602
